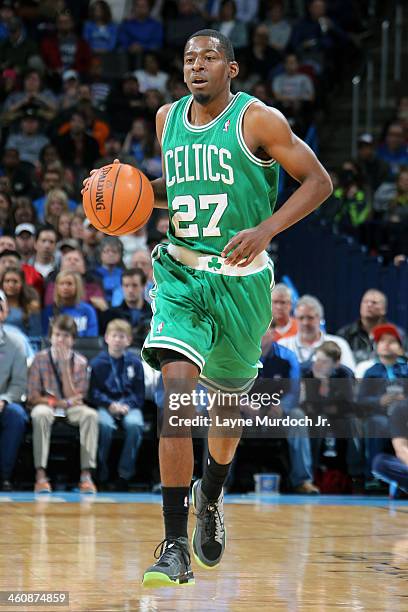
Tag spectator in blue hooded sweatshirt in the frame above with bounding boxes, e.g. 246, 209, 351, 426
89, 319, 145, 489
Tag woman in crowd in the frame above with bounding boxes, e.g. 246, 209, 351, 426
83, 0, 118, 54
57, 211, 74, 240
70, 213, 85, 242
42, 271, 98, 337
44, 189, 70, 230
1, 266, 42, 337
10, 196, 37, 228
213, 0, 248, 51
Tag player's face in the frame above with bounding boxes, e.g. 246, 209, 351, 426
183, 36, 238, 104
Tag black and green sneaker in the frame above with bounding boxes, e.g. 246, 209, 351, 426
192, 479, 226, 570
142, 537, 195, 587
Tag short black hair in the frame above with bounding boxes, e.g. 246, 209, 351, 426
185, 29, 235, 62
35, 224, 58, 241
0, 249, 20, 260
122, 267, 147, 286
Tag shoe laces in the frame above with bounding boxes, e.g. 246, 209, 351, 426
198, 502, 224, 545
153, 539, 190, 569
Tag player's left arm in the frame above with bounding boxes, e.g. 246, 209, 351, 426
222, 104, 333, 266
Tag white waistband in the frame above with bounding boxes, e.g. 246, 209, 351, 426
167, 243, 270, 277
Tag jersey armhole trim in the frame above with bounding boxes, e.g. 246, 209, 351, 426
236, 100, 276, 168
161, 102, 177, 145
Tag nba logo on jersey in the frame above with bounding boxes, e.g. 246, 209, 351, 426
223, 119, 231, 132
157, 322, 164, 333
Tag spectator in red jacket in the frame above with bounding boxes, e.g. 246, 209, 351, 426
40, 10, 92, 76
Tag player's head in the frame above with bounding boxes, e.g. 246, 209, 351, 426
183, 29, 239, 104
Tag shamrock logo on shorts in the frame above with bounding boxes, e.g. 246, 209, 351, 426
208, 257, 222, 271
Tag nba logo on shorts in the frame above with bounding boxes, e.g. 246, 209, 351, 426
223, 119, 231, 132
157, 322, 164, 333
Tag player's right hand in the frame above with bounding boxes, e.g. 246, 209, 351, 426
81, 158, 120, 195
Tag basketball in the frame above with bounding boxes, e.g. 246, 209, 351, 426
82, 163, 154, 236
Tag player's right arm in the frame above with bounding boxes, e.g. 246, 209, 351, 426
150, 103, 172, 209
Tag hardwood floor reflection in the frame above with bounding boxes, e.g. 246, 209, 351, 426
0, 499, 407, 611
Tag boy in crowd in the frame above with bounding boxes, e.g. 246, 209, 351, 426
89, 319, 145, 490
358, 323, 408, 485
28, 314, 98, 493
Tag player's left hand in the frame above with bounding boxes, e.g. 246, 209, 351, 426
221, 226, 272, 267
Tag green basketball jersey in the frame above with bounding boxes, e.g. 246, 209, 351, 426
162, 91, 279, 256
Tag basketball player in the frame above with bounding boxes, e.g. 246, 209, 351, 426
83, 30, 332, 588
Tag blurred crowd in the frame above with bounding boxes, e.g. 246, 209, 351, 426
319, 108, 408, 265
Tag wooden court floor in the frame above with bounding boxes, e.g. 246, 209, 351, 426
0, 497, 408, 611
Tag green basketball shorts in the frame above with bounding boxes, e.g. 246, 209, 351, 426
141, 243, 274, 393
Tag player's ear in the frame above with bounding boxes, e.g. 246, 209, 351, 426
229, 61, 239, 80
